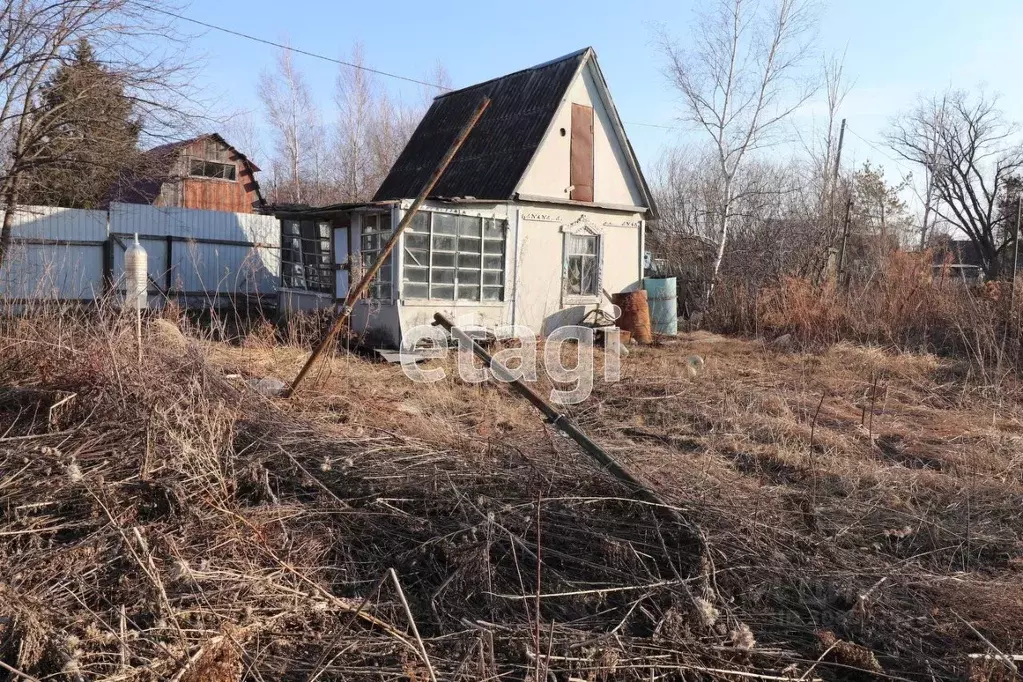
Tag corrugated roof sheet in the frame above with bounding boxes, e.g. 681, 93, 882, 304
373, 49, 589, 202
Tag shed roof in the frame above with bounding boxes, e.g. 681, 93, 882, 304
372, 48, 655, 214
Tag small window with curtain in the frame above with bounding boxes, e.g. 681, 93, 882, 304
402, 211, 506, 302
565, 233, 599, 297
281, 219, 333, 293
360, 212, 393, 300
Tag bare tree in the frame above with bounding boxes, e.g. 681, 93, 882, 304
335, 46, 446, 201
334, 43, 374, 202
257, 47, 326, 205
888, 90, 1023, 278
0, 0, 197, 270
658, 0, 819, 301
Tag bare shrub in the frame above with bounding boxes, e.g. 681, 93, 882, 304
708, 250, 1023, 388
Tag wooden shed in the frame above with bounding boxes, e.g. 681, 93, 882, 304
110, 133, 265, 214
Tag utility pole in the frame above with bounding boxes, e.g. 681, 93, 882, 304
837, 196, 853, 284
1011, 195, 1021, 310
829, 119, 847, 233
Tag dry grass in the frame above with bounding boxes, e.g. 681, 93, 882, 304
708, 251, 1023, 391
2, 308, 1023, 680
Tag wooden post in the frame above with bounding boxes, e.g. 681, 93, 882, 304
829, 118, 846, 231
837, 196, 853, 284
165, 235, 174, 296
285, 96, 491, 397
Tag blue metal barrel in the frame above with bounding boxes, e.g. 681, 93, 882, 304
643, 277, 678, 336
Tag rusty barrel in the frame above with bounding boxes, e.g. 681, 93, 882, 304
611, 290, 653, 344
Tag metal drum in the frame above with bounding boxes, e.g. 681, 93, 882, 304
643, 277, 678, 336
611, 290, 653, 344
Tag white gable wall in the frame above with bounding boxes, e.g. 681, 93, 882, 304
516, 61, 645, 208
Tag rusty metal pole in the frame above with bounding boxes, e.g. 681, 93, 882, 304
285, 97, 491, 397
432, 312, 690, 526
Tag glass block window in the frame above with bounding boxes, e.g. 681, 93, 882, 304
360, 212, 393, 300
281, 219, 332, 293
402, 212, 506, 302
565, 233, 599, 296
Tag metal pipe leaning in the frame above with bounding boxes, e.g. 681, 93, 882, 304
432, 312, 685, 525
285, 96, 491, 398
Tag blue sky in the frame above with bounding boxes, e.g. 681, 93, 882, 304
181, 0, 1023, 185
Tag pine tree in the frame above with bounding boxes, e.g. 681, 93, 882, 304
21, 39, 142, 208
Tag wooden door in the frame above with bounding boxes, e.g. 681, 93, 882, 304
570, 103, 594, 202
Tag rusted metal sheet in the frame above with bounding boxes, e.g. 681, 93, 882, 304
570, 103, 594, 202
373, 49, 587, 202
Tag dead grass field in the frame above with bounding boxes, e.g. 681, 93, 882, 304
214, 330, 1023, 679
3, 315, 1023, 681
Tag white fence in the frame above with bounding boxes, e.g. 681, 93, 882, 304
0, 203, 280, 305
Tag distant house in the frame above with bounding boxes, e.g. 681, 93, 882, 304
276, 47, 656, 345
111, 133, 264, 214
932, 239, 985, 282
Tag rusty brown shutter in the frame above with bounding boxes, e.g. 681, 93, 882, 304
570, 103, 594, 202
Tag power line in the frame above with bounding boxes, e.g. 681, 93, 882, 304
625, 120, 676, 130
149, 6, 449, 90
844, 125, 913, 173
150, 6, 678, 133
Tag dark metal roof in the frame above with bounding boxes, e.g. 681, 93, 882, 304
373, 49, 589, 203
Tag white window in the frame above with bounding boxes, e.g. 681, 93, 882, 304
403, 211, 506, 302
565, 233, 599, 297
360, 212, 393, 300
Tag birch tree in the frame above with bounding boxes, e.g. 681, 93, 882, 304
658, 0, 819, 301
334, 44, 374, 202
257, 47, 326, 205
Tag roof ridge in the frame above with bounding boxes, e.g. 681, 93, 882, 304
435, 47, 591, 100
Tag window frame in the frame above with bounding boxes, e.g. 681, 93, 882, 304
281, 219, 334, 295
359, 211, 395, 302
561, 217, 604, 305
187, 157, 237, 182
401, 210, 507, 304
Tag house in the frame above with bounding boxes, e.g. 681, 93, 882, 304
276, 48, 656, 346
931, 239, 984, 282
110, 133, 265, 214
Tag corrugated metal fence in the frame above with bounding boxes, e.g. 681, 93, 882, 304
0, 203, 280, 305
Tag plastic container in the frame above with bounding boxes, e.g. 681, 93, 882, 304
643, 277, 678, 336
124, 233, 148, 310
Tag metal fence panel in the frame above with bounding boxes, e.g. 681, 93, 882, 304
0, 203, 282, 304
0, 243, 104, 299
108, 203, 280, 298
0, 206, 107, 299
9, 205, 107, 241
